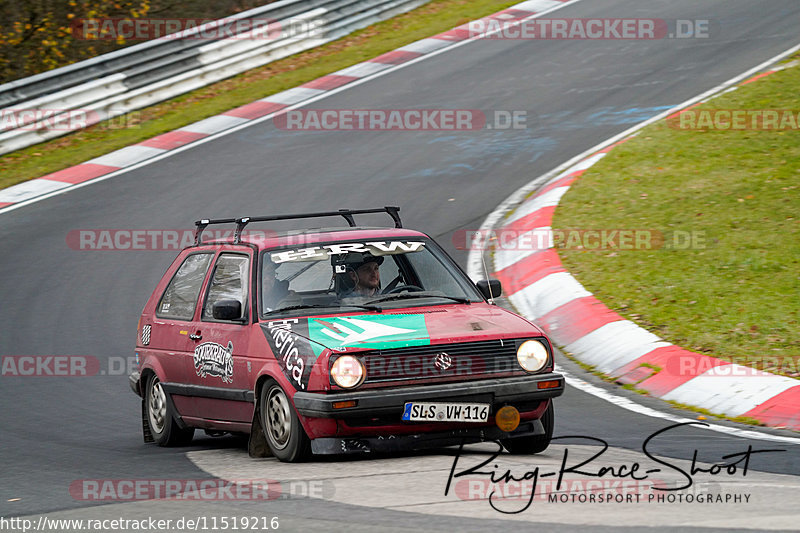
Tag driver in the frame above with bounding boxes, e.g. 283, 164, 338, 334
342, 252, 383, 297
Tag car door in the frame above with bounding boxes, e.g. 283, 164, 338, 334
182, 248, 254, 423
144, 250, 215, 418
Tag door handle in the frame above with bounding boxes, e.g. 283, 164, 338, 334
189, 333, 202, 341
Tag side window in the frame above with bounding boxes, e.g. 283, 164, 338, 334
157, 253, 213, 320
203, 254, 250, 321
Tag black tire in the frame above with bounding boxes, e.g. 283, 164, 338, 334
145, 374, 194, 446
501, 401, 554, 454
259, 381, 311, 462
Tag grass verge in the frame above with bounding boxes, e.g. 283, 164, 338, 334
1, 0, 518, 190
554, 55, 800, 377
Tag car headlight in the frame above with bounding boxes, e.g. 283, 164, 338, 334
517, 340, 549, 372
330, 355, 366, 388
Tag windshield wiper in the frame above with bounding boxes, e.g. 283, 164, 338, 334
263, 302, 382, 316
334, 302, 383, 312
365, 293, 471, 305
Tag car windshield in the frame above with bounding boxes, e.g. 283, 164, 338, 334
259, 238, 483, 316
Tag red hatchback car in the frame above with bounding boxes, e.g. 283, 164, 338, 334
130, 207, 564, 462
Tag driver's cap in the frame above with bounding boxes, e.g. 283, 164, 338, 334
342, 252, 384, 269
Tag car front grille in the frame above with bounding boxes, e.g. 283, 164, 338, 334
359, 338, 524, 384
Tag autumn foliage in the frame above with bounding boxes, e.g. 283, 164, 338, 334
0, 0, 269, 84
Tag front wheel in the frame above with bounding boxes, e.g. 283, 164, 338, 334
259, 382, 311, 462
501, 401, 554, 454
145, 374, 194, 446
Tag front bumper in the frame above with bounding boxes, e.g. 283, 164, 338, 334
311, 418, 545, 455
293, 372, 563, 418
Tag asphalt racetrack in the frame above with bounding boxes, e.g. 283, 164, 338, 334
1, 0, 799, 531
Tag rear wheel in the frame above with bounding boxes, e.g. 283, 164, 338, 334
145, 374, 194, 446
259, 381, 311, 462
501, 401, 554, 454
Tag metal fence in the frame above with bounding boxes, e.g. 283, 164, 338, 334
0, 0, 430, 155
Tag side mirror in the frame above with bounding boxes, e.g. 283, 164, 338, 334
476, 279, 502, 300
212, 299, 243, 321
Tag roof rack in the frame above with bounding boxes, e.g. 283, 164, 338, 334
193, 206, 402, 245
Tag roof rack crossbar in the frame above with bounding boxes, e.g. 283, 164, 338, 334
193, 206, 402, 245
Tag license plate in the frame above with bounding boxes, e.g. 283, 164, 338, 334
402, 402, 490, 422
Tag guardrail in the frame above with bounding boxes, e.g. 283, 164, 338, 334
0, 0, 430, 156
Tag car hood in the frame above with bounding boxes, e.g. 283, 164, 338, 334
261, 303, 545, 354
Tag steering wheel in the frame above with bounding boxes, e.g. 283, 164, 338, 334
385, 284, 424, 294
